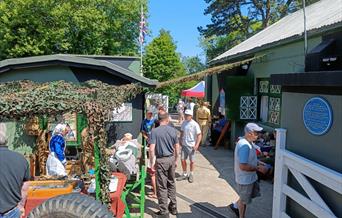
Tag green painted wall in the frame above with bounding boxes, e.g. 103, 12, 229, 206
0, 66, 78, 83
281, 91, 342, 217
249, 36, 322, 78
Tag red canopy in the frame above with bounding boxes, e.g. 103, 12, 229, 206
181, 81, 205, 98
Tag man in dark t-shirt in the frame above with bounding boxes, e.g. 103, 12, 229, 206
149, 112, 180, 217
0, 125, 30, 218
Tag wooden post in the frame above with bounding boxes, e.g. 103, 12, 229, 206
94, 138, 101, 200
272, 128, 288, 218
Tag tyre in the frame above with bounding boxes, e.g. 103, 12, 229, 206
28, 193, 114, 218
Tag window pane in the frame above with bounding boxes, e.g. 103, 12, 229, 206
259, 81, 269, 93
260, 96, 269, 122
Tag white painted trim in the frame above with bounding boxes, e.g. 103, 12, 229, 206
289, 167, 334, 215
284, 151, 342, 194
281, 212, 291, 218
272, 128, 287, 218
282, 185, 337, 218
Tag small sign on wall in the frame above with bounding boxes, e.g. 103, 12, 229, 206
303, 97, 333, 135
110, 103, 133, 122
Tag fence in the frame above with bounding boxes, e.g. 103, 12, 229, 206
272, 128, 342, 218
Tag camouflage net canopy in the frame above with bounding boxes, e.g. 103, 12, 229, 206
0, 79, 143, 206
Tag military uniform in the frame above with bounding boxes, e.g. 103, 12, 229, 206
196, 104, 211, 146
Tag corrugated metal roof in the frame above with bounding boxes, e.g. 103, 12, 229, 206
211, 0, 342, 63
0, 54, 158, 86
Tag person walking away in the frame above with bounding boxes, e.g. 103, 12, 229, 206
176, 99, 185, 124
185, 98, 195, 112
46, 124, 71, 177
177, 109, 202, 183
196, 101, 211, 147
149, 112, 180, 217
0, 123, 30, 218
234, 123, 268, 218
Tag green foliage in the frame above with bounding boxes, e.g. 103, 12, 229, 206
0, 0, 147, 60
143, 29, 187, 105
199, 0, 319, 60
0, 80, 143, 206
182, 56, 206, 74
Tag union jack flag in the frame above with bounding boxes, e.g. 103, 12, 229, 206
139, 9, 147, 45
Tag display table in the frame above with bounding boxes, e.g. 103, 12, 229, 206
110, 172, 127, 218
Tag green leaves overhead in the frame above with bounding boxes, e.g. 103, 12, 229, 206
0, 0, 147, 60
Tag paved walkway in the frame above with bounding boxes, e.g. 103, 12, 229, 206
144, 145, 273, 217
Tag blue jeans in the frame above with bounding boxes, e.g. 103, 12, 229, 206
0, 207, 21, 218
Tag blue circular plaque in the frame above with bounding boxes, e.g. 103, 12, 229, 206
303, 97, 333, 135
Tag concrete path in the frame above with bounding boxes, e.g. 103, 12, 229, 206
144, 145, 273, 218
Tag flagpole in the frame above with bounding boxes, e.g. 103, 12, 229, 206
140, 3, 143, 76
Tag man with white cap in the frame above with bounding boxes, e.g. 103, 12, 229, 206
177, 109, 202, 183
234, 123, 267, 218
0, 123, 30, 218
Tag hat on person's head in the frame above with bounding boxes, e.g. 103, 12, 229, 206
184, 109, 193, 116
146, 110, 153, 114
244, 123, 263, 134
203, 101, 210, 106
122, 133, 133, 141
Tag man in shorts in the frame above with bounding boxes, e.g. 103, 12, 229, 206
177, 109, 201, 183
234, 123, 268, 218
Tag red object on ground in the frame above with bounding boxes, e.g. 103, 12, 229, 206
24, 173, 127, 218
110, 172, 127, 218
181, 81, 205, 98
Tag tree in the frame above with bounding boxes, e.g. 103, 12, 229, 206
182, 56, 206, 74
199, 0, 319, 60
143, 29, 187, 105
0, 0, 147, 60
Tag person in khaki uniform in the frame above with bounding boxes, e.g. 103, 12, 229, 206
196, 101, 211, 146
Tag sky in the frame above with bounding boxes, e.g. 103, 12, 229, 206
147, 0, 211, 61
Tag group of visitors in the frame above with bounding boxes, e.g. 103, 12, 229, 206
142, 100, 205, 217
144, 102, 272, 218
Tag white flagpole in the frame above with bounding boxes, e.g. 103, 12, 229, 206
140, 3, 143, 76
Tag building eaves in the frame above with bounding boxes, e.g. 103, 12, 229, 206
0, 54, 158, 87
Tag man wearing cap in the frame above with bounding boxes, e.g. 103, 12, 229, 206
149, 112, 180, 217
0, 123, 30, 218
196, 101, 211, 146
177, 109, 202, 183
234, 123, 267, 218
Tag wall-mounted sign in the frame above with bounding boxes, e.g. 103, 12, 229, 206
110, 103, 133, 122
303, 97, 333, 135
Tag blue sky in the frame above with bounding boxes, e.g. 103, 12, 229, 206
147, 0, 211, 61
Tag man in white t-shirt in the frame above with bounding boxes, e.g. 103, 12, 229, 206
177, 109, 202, 183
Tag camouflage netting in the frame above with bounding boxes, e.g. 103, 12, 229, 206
0, 80, 143, 206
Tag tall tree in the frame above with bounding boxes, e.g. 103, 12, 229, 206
199, 0, 319, 60
143, 29, 187, 105
182, 56, 206, 74
0, 0, 147, 60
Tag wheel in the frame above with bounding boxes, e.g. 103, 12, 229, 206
28, 193, 114, 218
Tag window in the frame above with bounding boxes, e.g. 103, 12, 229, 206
257, 79, 281, 126
240, 96, 257, 120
